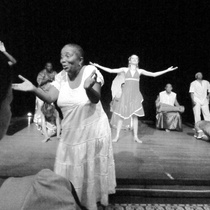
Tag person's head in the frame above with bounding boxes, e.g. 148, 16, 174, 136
60, 44, 84, 80
165, 83, 173, 93
128, 55, 139, 68
0, 55, 13, 140
42, 103, 55, 117
45, 62, 53, 73
195, 72, 203, 80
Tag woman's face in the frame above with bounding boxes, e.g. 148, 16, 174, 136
129, 55, 139, 65
60, 45, 83, 80
0, 86, 13, 140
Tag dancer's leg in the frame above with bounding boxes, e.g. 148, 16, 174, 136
130, 117, 133, 130
133, 115, 142, 143
112, 118, 123, 142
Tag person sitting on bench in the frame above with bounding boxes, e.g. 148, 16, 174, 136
156, 83, 184, 132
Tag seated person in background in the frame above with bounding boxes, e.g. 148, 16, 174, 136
38, 102, 61, 142
156, 83, 185, 132
37, 62, 57, 92
194, 121, 210, 141
34, 62, 57, 126
0, 44, 81, 209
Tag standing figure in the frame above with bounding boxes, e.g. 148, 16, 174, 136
13, 44, 116, 210
90, 55, 177, 143
0, 42, 80, 210
189, 72, 210, 124
156, 84, 184, 132
34, 62, 57, 127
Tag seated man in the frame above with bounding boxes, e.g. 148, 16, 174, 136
156, 84, 185, 132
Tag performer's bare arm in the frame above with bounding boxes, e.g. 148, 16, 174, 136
190, 92, 196, 106
207, 92, 210, 101
90, 62, 126, 74
155, 95, 161, 108
0, 41, 17, 66
140, 66, 178, 77
174, 98, 180, 107
84, 70, 101, 104
12, 75, 59, 103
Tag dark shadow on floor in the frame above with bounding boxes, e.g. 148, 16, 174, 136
6, 117, 29, 136
187, 132, 194, 137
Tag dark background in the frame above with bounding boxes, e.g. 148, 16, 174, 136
1, 0, 210, 123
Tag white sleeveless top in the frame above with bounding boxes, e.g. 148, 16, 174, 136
52, 65, 104, 109
159, 91, 176, 106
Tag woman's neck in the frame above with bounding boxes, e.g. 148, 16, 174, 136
68, 66, 83, 81
130, 65, 137, 71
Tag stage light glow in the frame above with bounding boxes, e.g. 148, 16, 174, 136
27, 112, 32, 117
27, 113, 33, 126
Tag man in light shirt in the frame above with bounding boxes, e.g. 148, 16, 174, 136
156, 84, 184, 132
189, 72, 210, 124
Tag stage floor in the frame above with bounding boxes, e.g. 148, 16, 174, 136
112, 121, 210, 181
1, 119, 210, 182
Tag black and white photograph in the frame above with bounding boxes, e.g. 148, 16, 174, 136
1, 0, 210, 209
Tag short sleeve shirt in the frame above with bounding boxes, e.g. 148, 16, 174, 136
189, 80, 210, 104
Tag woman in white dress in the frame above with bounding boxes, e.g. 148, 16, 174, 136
13, 44, 116, 210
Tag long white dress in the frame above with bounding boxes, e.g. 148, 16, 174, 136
51, 65, 116, 210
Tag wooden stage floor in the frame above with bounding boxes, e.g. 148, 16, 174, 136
1, 119, 210, 183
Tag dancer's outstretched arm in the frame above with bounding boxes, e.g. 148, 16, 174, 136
12, 75, 59, 103
141, 66, 178, 77
90, 62, 126, 74
0, 41, 17, 65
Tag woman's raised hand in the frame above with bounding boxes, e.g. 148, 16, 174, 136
12, 75, 35, 92
84, 70, 97, 90
0, 41, 6, 52
167, 66, 178, 71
